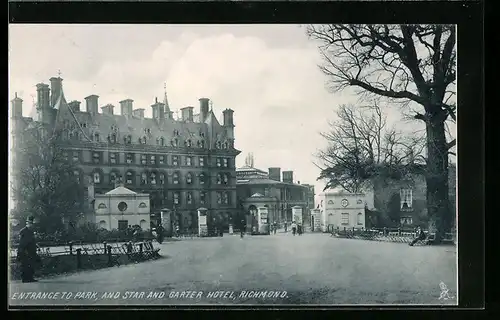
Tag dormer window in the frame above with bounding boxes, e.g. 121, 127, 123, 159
186, 139, 192, 147
186, 173, 192, 184
158, 137, 165, 146
199, 131, 205, 138
125, 135, 132, 144
111, 133, 117, 144
142, 136, 147, 144
172, 139, 178, 147
223, 141, 229, 149
216, 141, 222, 149
94, 133, 100, 142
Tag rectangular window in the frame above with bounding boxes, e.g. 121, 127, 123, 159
400, 189, 413, 210
73, 170, 80, 183
200, 192, 206, 205
92, 152, 100, 164
172, 156, 179, 166
341, 213, 349, 225
357, 213, 363, 225
222, 192, 229, 205
186, 157, 192, 166
217, 192, 222, 204
216, 158, 221, 167
126, 153, 134, 164
159, 156, 165, 165
187, 192, 193, 205
141, 154, 147, 165
199, 157, 205, 167
118, 220, 128, 231
72, 151, 79, 162
159, 174, 165, 185
93, 172, 101, 184
150, 155, 156, 165
109, 153, 117, 164
223, 158, 228, 168
174, 192, 180, 205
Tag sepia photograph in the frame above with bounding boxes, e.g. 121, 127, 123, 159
8, 24, 457, 306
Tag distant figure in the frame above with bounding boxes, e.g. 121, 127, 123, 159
17, 216, 40, 283
240, 219, 246, 238
175, 224, 180, 238
273, 221, 277, 235
297, 224, 303, 236
156, 225, 164, 244
291, 221, 297, 236
409, 227, 426, 246
284, 221, 288, 233
132, 228, 139, 242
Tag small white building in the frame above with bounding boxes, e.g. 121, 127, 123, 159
94, 185, 151, 231
318, 189, 368, 232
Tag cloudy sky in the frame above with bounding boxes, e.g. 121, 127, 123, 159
8, 24, 456, 205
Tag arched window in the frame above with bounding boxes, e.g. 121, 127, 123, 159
357, 213, 363, 225
99, 220, 107, 229
94, 133, 100, 142
139, 202, 147, 208
199, 173, 205, 185
186, 173, 192, 184
159, 137, 165, 146
173, 172, 179, 184
328, 200, 334, 205
126, 171, 134, 184
110, 172, 117, 185
150, 172, 157, 185
141, 172, 147, 185
140, 219, 148, 230
93, 171, 101, 184
125, 135, 132, 144
98, 203, 107, 209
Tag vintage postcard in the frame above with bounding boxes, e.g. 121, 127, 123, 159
8, 24, 457, 307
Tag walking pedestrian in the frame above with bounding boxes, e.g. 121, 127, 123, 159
298, 223, 303, 236
17, 216, 40, 283
273, 221, 277, 234
156, 225, 164, 244
240, 219, 246, 238
284, 221, 288, 233
291, 221, 297, 236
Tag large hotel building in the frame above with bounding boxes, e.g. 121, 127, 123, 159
10, 75, 240, 231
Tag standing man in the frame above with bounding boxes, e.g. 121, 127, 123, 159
16, 216, 40, 283
273, 221, 277, 235
240, 218, 246, 238
291, 221, 297, 236
284, 221, 288, 233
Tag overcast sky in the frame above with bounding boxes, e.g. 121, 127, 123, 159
8, 24, 456, 205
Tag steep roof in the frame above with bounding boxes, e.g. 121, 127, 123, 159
105, 186, 137, 195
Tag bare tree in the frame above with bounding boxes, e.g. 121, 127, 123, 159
316, 104, 426, 193
307, 25, 456, 242
11, 123, 84, 233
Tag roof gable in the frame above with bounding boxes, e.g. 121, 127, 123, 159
105, 186, 137, 195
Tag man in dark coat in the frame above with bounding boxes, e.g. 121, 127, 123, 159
16, 216, 40, 283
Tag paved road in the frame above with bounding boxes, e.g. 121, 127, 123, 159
9, 232, 457, 306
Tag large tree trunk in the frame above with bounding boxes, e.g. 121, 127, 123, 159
425, 114, 452, 244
